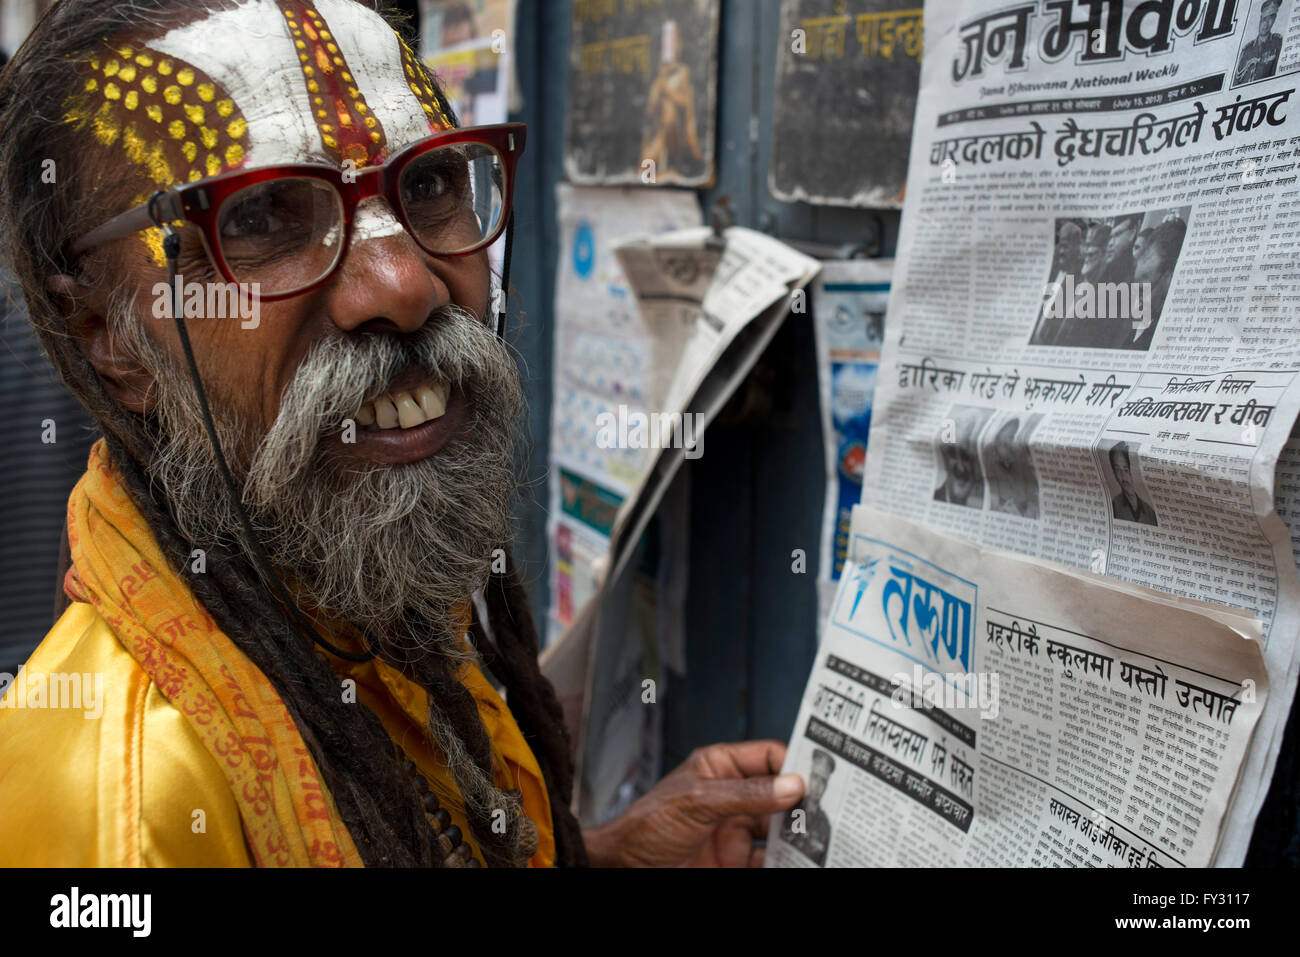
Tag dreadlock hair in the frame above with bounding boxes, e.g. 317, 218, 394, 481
0, 0, 587, 867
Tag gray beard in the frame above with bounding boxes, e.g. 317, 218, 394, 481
110, 287, 524, 662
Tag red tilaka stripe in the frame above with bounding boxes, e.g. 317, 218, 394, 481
278, 0, 387, 168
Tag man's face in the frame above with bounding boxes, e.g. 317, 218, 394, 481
84, 0, 521, 645
1057, 223, 1082, 261
1082, 227, 1108, 272
1261, 3, 1278, 35
942, 437, 978, 502
1132, 233, 1148, 261
1106, 220, 1136, 263
1134, 241, 1164, 284
809, 767, 829, 803
991, 420, 1019, 478
105, 0, 481, 464
1112, 450, 1136, 497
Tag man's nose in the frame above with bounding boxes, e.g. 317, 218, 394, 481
326, 198, 446, 334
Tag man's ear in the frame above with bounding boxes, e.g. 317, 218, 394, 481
46, 273, 157, 415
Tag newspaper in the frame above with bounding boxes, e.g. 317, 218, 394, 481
854, 0, 1300, 865
768, 506, 1268, 868
541, 225, 821, 819
604, 226, 822, 584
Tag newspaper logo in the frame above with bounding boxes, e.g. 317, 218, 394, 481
839, 548, 976, 677
881, 564, 974, 673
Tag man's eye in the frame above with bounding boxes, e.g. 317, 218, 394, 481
405, 169, 448, 202
221, 200, 284, 239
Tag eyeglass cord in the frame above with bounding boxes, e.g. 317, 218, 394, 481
497, 209, 514, 337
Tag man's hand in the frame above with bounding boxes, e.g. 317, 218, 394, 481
582, 740, 804, 867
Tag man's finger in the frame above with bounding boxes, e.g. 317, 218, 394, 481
695, 739, 788, 780
716, 820, 753, 867
688, 773, 804, 821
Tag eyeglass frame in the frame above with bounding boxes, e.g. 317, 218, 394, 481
66, 122, 526, 301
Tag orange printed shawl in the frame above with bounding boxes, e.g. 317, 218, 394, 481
63, 439, 553, 867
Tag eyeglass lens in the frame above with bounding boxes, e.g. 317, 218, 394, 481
214, 143, 506, 295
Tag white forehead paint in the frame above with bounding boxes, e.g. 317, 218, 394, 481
148, 0, 437, 169
313, 0, 435, 152
150, 1, 318, 167
352, 197, 406, 243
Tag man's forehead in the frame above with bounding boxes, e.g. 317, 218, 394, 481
151, 0, 449, 167
71, 0, 452, 191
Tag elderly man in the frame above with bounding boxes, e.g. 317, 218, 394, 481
0, 0, 801, 867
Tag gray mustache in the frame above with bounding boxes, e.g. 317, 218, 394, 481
300, 305, 489, 418
247, 305, 501, 490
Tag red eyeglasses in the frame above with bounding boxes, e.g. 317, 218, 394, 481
68, 122, 526, 300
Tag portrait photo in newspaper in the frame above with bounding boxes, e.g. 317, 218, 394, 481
1029, 206, 1191, 351
1097, 438, 1160, 528
934, 405, 995, 508
1232, 0, 1287, 87
982, 413, 1044, 520
777, 747, 839, 867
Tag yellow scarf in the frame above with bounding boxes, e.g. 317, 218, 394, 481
65, 439, 553, 867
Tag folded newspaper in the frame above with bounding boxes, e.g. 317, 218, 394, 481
844, 0, 1300, 864
769, 505, 1267, 868
540, 225, 821, 819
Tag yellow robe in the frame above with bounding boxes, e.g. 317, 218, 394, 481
0, 441, 554, 867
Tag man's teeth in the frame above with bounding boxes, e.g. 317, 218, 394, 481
415, 383, 447, 420
355, 381, 450, 430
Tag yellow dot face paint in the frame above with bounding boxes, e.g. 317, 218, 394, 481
63, 38, 257, 266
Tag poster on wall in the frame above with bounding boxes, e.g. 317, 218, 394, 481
546, 184, 703, 646
812, 259, 892, 623
770, 0, 922, 208
418, 0, 513, 127
565, 0, 719, 187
